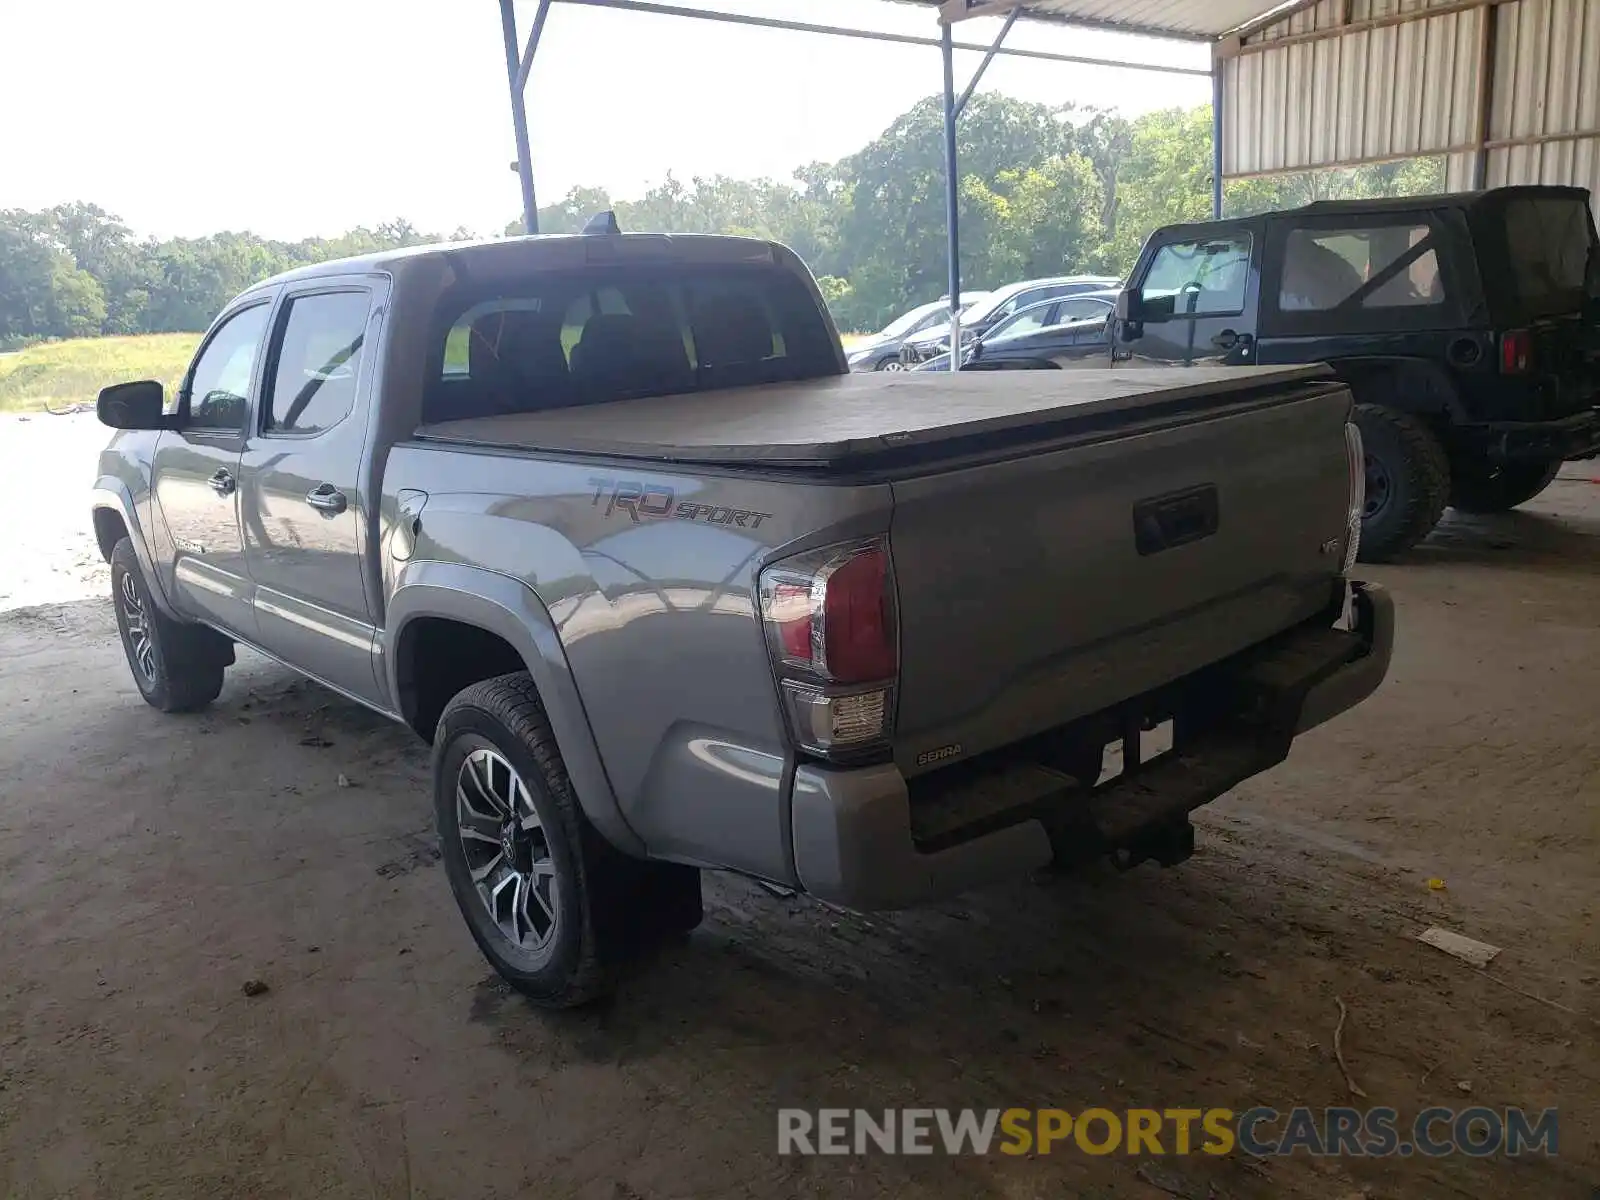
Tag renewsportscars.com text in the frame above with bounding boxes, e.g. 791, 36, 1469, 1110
777, 1106, 1558, 1158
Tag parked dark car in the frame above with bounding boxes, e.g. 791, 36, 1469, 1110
1111, 185, 1600, 560
915, 291, 1118, 372
900, 275, 1121, 365
846, 294, 992, 372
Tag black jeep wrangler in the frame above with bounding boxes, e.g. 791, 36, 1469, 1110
1113, 185, 1600, 560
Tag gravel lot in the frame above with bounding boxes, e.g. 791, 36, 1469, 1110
1, 415, 1596, 1198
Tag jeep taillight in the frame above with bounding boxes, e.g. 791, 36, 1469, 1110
1501, 328, 1533, 375
1343, 421, 1364, 575
759, 538, 897, 757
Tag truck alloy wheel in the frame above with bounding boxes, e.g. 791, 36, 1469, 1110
119, 568, 160, 687
109, 538, 228, 712
454, 747, 561, 957
877, 359, 905, 372
432, 672, 703, 1007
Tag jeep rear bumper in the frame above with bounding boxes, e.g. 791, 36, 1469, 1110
789, 582, 1394, 911
1478, 408, 1600, 462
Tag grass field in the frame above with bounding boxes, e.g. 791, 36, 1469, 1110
0, 328, 876, 415
0, 334, 202, 413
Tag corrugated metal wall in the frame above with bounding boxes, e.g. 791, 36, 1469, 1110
1223, 0, 1600, 211
1479, 0, 1600, 198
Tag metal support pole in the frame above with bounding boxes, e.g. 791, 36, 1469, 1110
517, 0, 554, 90
1211, 57, 1225, 219
1471, 2, 1499, 190
941, 23, 963, 372
500, 0, 541, 234
955, 7, 1019, 118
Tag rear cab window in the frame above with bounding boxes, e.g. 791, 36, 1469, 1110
423, 264, 838, 424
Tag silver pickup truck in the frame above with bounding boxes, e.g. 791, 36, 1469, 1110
91, 232, 1393, 1007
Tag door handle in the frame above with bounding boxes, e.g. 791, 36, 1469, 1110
208, 468, 235, 496
1211, 329, 1240, 350
306, 483, 348, 516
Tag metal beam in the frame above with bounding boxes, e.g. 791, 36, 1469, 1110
515, 0, 554, 92
942, 21, 964, 373
1222, 141, 1484, 180
1211, 57, 1225, 217
552, 0, 1213, 77
940, 0, 1020, 22
937, 0, 1213, 43
1232, 0, 1510, 59
955, 6, 1019, 117
500, 0, 540, 234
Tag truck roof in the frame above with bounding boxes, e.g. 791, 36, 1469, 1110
251, 231, 791, 290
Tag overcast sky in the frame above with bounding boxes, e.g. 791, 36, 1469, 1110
3, 0, 1209, 240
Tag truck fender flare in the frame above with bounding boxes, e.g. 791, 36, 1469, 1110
1330, 357, 1470, 423
385, 560, 644, 857
90, 479, 181, 619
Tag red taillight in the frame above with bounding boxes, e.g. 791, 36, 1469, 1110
759, 539, 898, 757
1501, 329, 1533, 374
820, 546, 896, 684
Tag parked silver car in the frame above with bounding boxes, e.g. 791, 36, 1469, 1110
846, 294, 992, 372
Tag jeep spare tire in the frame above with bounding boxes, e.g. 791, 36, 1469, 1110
1352, 403, 1450, 562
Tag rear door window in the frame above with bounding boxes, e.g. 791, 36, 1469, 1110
1058, 296, 1113, 323
425, 264, 836, 423
263, 290, 371, 435
1280, 224, 1443, 311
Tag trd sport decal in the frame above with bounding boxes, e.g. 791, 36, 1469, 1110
589, 477, 773, 529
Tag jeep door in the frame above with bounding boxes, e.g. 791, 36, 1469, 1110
1128, 226, 1261, 367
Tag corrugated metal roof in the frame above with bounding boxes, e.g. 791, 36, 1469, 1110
902, 0, 1304, 40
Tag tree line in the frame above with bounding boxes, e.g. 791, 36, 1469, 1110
1, 96, 1441, 347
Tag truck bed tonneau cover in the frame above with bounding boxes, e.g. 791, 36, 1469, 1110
414, 364, 1332, 468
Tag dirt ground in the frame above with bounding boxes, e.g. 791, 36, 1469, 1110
1, 415, 1597, 1199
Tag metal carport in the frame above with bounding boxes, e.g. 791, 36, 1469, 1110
497, 0, 1599, 364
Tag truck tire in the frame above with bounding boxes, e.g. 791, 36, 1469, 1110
110, 538, 230, 712
1448, 458, 1562, 514
432, 672, 701, 1008
1352, 403, 1450, 562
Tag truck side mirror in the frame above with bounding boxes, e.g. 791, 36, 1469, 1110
1115, 288, 1145, 343
97, 380, 169, 430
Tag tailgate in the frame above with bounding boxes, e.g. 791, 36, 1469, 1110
889, 378, 1353, 777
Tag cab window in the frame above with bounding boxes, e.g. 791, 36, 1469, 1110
425, 263, 836, 424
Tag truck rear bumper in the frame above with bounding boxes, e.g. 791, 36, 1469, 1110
790, 582, 1393, 911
